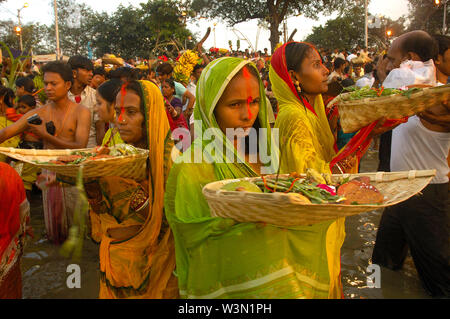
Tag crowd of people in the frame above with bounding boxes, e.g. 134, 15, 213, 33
0, 29, 449, 299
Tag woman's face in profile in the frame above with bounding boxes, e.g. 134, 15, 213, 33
291, 48, 330, 95
95, 91, 115, 123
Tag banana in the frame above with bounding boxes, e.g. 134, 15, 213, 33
306, 168, 327, 185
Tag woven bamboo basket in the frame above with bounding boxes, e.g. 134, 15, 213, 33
101, 57, 124, 66
329, 84, 450, 133
202, 170, 436, 227
0, 147, 148, 181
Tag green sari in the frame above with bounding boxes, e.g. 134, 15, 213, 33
164, 57, 341, 299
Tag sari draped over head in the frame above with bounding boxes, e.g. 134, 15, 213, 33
270, 42, 340, 174
0, 162, 30, 299
89, 80, 177, 299
269, 42, 347, 298
164, 57, 341, 299
270, 42, 368, 174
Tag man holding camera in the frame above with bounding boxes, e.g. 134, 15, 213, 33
0, 61, 91, 150
0, 61, 91, 244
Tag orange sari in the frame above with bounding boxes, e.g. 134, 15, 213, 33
88, 80, 178, 298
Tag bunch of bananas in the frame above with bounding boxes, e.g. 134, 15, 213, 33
173, 50, 200, 85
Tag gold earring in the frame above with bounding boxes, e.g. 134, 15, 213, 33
295, 80, 301, 93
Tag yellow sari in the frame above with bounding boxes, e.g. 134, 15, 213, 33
269, 43, 352, 298
88, 80, 177, 298
0, 116, 20, 162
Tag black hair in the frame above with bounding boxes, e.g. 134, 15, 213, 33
163, 78, 176, 89
93, 66, 106, 77
97, 79, 123, 104
334, 57, 346, 70
156, 62, 173, 75
285, 42, 315, 74
15, 76, 35, 93
129, 68, 141, 81
433, 34, 450, 58
341, 78, 355, 88
364, 63, 374, 74
193, 64, 204, 73
110, 67, 139, 81
67, 55, 94, 71
0, 86, 15, 108
42, 61, 74, 84
401, 31, 438, 62
18, 94, 36, 108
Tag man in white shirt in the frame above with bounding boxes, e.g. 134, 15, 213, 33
67, 56, 102, 147
187, 64, 204, 124
355, 63, 375, 88
346, 49, 357, 63
372, 31, 450, 298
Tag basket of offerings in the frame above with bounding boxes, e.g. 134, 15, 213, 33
0, 144, 148, 181
202, 169, 435, 226
101, 54, 124, 66
329, 84, 450, 133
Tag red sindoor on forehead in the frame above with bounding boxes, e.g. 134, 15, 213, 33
242, 66, 253, 119
118, 84, 127, 122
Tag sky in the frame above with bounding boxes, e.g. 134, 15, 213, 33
0, 0, 410, 52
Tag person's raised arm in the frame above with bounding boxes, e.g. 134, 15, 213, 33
183, 89, 195, 113
196, 27, 211, 65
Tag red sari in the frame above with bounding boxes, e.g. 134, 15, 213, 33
0, 163, 30, 299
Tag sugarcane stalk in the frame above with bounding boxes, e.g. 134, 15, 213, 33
59, 165, 88, 261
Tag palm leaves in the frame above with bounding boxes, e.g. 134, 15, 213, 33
0, 41, 30, 90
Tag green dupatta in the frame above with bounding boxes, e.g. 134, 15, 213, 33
164, 57, 336, 299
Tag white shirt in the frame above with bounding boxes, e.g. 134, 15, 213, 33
347, 54, 357, 62
355, 73, 375, 88
68, 85, 98, 148
186, 81, 196, 97
390, 116, 450, 184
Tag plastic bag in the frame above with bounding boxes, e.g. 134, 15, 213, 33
382, 59, 436, 89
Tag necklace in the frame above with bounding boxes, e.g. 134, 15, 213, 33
51, 102, 72, 137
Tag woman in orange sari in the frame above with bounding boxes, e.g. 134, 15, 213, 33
86, 80, 178, 299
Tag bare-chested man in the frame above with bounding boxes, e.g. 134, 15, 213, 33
0, 61, 91, 244
0, 61, 91, 149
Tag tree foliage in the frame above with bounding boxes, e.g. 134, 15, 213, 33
407, 0, 449, 35
45, 0, 94, 56
0, 20, 49, 54
1, 0, 193, 59
191, 0, 356, 52
305, 6, 406, 50
89, 0, 193, 59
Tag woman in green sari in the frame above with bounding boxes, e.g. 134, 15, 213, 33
164, 57, 344, 299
